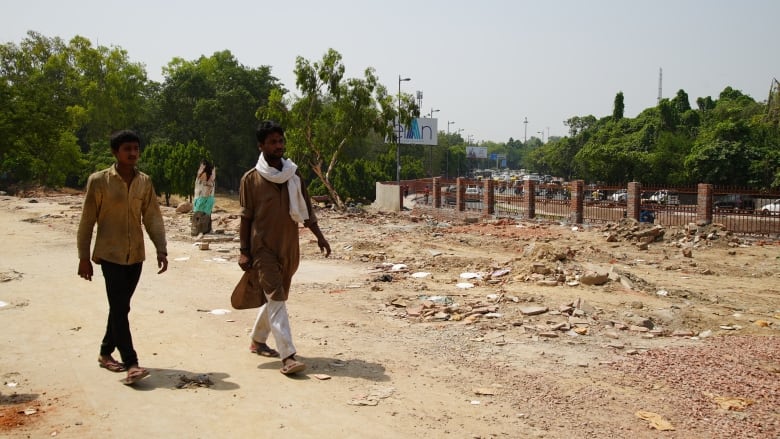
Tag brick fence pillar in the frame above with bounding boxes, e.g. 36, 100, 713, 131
571, 180, 584, 224
524, 180, 536, 219
483, 179, 495, 216
697, 183, 713, 224
456, 177, 466, 212
398, 181, 403, 211
432, 178, 441, 208
627, 182, 641, 221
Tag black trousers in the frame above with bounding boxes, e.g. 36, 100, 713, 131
99, 261, 143, 367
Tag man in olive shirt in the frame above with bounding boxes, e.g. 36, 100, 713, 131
77, 130, 168, 385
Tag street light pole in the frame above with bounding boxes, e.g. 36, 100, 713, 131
397, 75, 411, 206
445, 121, 455, 179
427, 108, 440, 177
454, 128, 463, 179
466, 134, 474, 177
523, 117, 528, 143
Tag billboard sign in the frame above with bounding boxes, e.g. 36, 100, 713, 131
466, 146, 488, 159
394, 117, 438, 145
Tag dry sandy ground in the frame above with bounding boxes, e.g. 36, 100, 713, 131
1, 191, 778, 439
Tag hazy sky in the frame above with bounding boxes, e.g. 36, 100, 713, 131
2, 0, 779, 143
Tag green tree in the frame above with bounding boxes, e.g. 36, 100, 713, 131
152, 50, 280, 189
613, 91, 624, 120
167, 140, 209, 200
0, 32, 151, 188
696, 96, 715, 112
658, 99, 679, 131
532, 115, 598, 179
645, 131, 691, 185
331, 158, 387, 203
746, 121, 780, 188
258, 49, 397, 209
564, 115, 597, 137
685, 139, 756, 185
685, 88, 765, 185
671, 89, 691, 114
139, 142, 173, 204
0, 32, 82, 187
767, 78, 780, 126
140, 140, 208, 205
77, 140, 114, 186
63, 35, 150, 146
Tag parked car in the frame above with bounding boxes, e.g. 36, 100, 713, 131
443, 185, 457, 205
610, 189, 627, 203
713, 194, 755, 212
465, 185, 481, 201
647, 189, 679, 205
760, 199, 780, 214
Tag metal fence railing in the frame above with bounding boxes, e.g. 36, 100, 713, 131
404, 179, 780, 236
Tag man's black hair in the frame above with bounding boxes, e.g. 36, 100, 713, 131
110, 130, 141, 151
256, 120, 285, 143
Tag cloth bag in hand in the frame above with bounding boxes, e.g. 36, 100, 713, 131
231, 269, 265, 309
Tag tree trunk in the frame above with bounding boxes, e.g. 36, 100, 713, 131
309, 161, 345, 210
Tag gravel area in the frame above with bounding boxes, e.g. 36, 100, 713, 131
610, 335, 780, 438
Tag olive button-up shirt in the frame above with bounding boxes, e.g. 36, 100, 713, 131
77, 165, 167, 265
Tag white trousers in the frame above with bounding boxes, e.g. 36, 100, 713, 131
250, 294, 296, 360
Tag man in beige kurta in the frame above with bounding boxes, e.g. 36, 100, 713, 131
238, 120, 331, 375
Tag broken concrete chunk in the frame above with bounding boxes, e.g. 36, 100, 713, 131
519, 306, 549, 316
629, 325, 650, 332
579, 271, 609, 286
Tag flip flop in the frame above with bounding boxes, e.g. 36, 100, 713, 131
98, 357, 126, 373
250, 342, 280, 358
123, 367, 150, 385
280, 360, 306, 375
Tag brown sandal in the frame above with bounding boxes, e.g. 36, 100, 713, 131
250, 342, 280, 357
123, 366, 150, 385
98, 356, 126, 373
280, 360, 306, 375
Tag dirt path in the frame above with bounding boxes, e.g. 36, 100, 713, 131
1, 193, 778, 438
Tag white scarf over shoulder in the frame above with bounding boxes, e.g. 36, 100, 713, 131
255, 153, 309, 224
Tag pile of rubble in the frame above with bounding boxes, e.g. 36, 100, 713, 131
602, 218, 747, 249
383, 291, 708, 342
603, 219, 665, 250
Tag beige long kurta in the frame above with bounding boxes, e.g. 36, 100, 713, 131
238, 168, 317, 302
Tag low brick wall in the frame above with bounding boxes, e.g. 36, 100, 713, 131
380, 179, 780, 235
